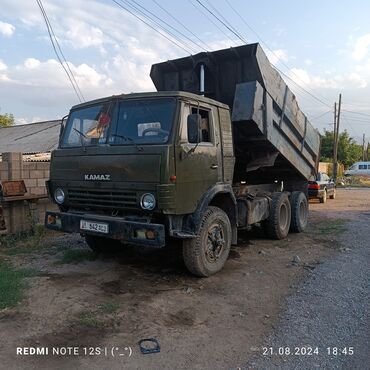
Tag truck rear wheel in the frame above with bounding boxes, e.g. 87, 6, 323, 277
263, 192, 291, 240
85, 235, 121, 253
182, 206, 231, 277
289, 191, 308, 233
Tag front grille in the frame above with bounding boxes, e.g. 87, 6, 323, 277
67, 188, 138, 210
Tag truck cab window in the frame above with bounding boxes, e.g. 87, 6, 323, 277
110, 98, 175, 145
191, 107, 212, 143
62, 104, 111, 148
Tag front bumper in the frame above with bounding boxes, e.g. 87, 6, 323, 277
308, 189, 323, 198
45, 211, 165, 248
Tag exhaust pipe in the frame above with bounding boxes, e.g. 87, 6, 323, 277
200, 63, 205, 96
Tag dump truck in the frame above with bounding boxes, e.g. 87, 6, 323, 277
45, 43, 320, 277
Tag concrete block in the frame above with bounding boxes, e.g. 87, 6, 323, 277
30, 170, 44, 179
0, 171, 9, 181
11, 161, 23, 170
10, 170, 22, 180
24, 163, 37, 170
2, 152, 22, 162
36, 163, 49, 170
24, 179, 37, 188
37, 178, 47, 187
22, 170, 30, 179
29, 187, 46, 195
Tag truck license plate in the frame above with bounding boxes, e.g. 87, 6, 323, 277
80, 220, 109, 234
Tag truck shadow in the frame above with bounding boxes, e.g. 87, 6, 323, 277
99, 226, 267, 276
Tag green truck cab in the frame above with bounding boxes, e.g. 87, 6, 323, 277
46, 44, 320, 276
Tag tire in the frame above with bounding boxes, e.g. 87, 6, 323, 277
182, 206, 231, 277
263, 192, 291, 240
319, 189, 327, 203
329, 188, 336, 199
289, 191, 308, 233
85, 235, 121, 253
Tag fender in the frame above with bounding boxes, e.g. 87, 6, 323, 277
184, 182, 238, 244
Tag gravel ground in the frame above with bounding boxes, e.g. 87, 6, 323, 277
244, 202, 370, 369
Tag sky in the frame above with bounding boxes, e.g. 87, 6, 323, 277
1, 0, 370, 143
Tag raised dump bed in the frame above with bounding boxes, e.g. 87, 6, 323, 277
151, 43, 320, 184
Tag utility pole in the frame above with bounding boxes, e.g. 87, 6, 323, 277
333, 93, 341, 180
362, 133, 366, 161
333, 102, 337, 172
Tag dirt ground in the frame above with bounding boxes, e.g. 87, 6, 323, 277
0, 188, 368, 370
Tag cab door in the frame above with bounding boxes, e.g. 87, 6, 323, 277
174, 101, 221, 214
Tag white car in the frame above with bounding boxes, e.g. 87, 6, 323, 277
344, 161, 370, 176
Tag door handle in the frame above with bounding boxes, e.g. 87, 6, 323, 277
210, 164, 218, 169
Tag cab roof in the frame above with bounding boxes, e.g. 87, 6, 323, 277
70, 91, 230, 111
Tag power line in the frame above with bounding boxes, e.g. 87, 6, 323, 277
124, 0, 201, 53
187, 0, 237, 45
341, 114, 370, 124
112, 0, 192, 54
119, 0, 196, 53
342, 116, 360, 137
36, 0, 84, 102
274, 67, 332, 108
203, 0, 248, 44
195, 0, 247, 44
310, 110, 333, 121
152, 0, 211, 50
342, 109, 370, 118
128, 0, 207, 52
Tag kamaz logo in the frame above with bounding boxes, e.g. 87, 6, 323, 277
84, 174, 111, 181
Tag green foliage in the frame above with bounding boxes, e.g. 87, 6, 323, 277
75, 310, 102, 328
0, 113, 15, 128
0, 261, 39, 309
55, 249, 96, 264
320, 129, 363, 167
99, 301, 120, 314
317, 219, 346, 235
0, 225, 46, 255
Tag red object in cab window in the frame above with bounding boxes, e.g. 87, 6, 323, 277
98, 112, 111, 126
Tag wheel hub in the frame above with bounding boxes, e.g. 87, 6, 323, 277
206, 223, 225, 262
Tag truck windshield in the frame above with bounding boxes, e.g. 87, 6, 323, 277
61, 98, 176, 148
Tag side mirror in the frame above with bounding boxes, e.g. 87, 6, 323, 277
187, 114, 201, 144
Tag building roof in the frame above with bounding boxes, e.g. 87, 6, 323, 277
0, 120, 61, 154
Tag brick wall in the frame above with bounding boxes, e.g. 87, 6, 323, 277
23, 162, 50, 196
0, 161, 8, 181
0, 152, 57, 234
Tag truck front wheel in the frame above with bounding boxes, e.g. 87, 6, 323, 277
263, 192, 291, 240
289, 191, 308, 233
183, 206, 231, 277
85, 235, 121, 253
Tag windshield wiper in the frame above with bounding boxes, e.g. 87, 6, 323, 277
73, 127, 87, 151
110, 134, 143, 151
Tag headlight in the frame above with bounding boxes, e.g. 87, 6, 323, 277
54, 188, 65, 204
140, 193, 156, 210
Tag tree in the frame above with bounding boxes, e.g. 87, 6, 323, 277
320, 129, 363, 167
0, 113, 15, 128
